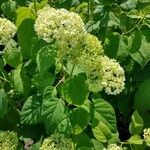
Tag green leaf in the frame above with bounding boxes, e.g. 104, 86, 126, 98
141, 6, 150, 16
73, 133, 104, 149
91, 139, 105, 150
133, 144, 147, 150
141, 112, 150, 128
66, 62, 84, 76
129, 29, 150, 68
92, 121, 113, 143
32, 73, 54, 91
36, 45, 57, 75
0, 108, 20, 130
73, 133, 93, 148
139, 0, 150, 3
104, 33, 129, 61
91, 99, 117, 133
91, 99, 119, 143
120, 0, 137, 10
30, 37, 47, 61
16, 7, 36, 27
0, 89, 8, 119
128, 135, 143, 145
35, 0, 48, 10
101, 0, 117, 6
108, 12, 120, 27
3, 40, 22, 68
42, 89, 67, 133
17, 19, 36, 59
43, 86, 57, 99
127, 10, 142, 19
0, 58, 5, 71
129, 111, 144, 135
1, 0, 16, 19
55, 117, 73, 134
12, 67, 31, 97
134, 79, 150, 112
20, 95, 42, 124
29, 142, 41, 150
69, 108, 90, 134
62, 74, 89, 105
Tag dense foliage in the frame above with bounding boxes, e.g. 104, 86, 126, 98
0, 0, 150, 149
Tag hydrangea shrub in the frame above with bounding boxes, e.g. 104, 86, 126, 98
0, 0, 150, 150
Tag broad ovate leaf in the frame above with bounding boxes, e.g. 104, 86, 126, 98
41, 88, 67, 133
129, 111, 144, 135
36, 45, 57, 75
62, 74, 89, 105
128, 135, 143, 145
91, 99, 118, 143
69, 108, 90, 134
134, 79, 150, 112
20, 95, 42, 124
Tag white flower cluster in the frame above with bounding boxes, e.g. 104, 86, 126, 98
0, 130, 18, 150
34, 5, 125, 95
40, 133, 72, 150
35, 6, 86, 43
104, 144, 123, 150
82, 55, 125, 95
0, 17, 17, 45
34, 5, 86, 63
144, 128, 150, 146
100, 56, 125, 95
79, 34, 104, 92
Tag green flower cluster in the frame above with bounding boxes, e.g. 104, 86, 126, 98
34, 5, 125, 95
0, 130, 18, 150
144, 128, 150, 147
40, 133, 72, 150
0, 17, 17, 45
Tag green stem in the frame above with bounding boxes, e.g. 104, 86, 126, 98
72, 142, 76, 150
0, 76, 10, 83
55, 76, 65, 88
129, 144, 134, 150
70, 64, 75, 79
34, 0, 37, 13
